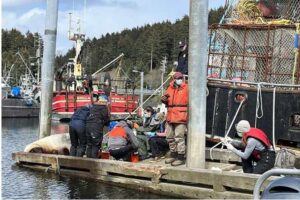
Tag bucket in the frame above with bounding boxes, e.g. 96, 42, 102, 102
130, 154, 139, 163
99, 151, 110, 159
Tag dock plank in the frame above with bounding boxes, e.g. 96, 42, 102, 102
12, 152, 275, 199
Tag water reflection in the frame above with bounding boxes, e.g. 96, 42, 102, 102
2, 118, 173, 199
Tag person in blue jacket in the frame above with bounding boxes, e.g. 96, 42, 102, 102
69, 105, 91, 157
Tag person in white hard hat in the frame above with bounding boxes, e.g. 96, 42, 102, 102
223, 120, 275, 174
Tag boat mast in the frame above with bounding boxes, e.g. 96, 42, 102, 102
68, 12, 85, 79
39, 0, 58, 139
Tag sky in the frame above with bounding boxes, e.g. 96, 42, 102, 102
2, 0, 225, 54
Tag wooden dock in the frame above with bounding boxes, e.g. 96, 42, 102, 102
12, 150, 276, 199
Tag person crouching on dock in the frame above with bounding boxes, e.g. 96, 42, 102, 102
108, 120, 139, 161
86, 95, 110, 158
223, 120, 276, 174
161, 72, 188, 166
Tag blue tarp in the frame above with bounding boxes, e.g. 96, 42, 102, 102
11, 87, 21, 97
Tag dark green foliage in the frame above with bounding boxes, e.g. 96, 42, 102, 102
208, 6, 226, 25
73, 9, 224, 76
2, 7, 225, 86
2, 29, 42, 85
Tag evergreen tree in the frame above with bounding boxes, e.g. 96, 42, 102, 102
2, 29, 42, 85
2, 6, 225, 86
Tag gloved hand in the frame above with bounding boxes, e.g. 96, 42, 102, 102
225, 136, 233, 143
224, 142, 234, 151
220, 136, 232, 143
161, 95, 169, 104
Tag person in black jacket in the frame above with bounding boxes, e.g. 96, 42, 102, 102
175, 41, 188, 75
86, 95, 110, 158
69, 105, 91, 157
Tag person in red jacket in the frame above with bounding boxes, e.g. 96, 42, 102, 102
161, 72, 188, 166
224, 120, 275, 174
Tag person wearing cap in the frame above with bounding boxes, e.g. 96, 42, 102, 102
175, 41, 188, 75
69, 104, 91, 157
85, 95, 110, 158
161, 72, 188, 166
223, 120, 275, 174
108, 120, 139, 161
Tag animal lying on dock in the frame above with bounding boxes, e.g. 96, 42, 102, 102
24, 133, 70, 155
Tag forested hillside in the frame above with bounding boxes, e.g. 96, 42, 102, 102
2, 6, 225, 86
2, 29, 42, 85
58, 6, 225, 76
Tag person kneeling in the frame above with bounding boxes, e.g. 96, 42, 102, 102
108, 120, 139, 161
224, 120, 275, 174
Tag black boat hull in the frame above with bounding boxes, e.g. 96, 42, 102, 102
206, 82, 300, 145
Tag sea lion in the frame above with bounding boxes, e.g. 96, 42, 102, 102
24, 133, 71, 155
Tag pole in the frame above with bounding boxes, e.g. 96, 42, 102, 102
186, 0, 208, 168
37, 36, 42, 83
16, 52, 37, 82
150, 47, 153, 72
161, 56, 166, 96
161, 71, 164, 96
92, 53, 124, 76
39, 0, 59, 139
37, 58, 40, 83
140, 71, 144, 111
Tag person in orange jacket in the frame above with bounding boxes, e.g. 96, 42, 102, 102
161, 72, 188, 166
108, 120, 139, 161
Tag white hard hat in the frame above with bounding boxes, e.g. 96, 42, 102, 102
236, 120, 250, 137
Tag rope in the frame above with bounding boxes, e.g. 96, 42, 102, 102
234, 0, 294, 26
209, 99, 245, 160
237, 0, 261, 21
292, 23, 300, 84
272, 87, 277, 151
125, 76, 172, 120
255, 83, 264, 128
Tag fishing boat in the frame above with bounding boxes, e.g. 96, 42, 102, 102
52, 14, 139, 122
2, 51, 41, 118
2, 74, 40, 118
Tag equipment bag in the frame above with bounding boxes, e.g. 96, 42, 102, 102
274, 148, 296, 169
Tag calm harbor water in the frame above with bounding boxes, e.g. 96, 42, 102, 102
2, 118, 172, 199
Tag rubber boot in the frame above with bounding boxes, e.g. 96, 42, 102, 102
165, 152, 177, 164
171, 154, 185, 166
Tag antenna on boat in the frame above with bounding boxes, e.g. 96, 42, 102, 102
68, 7, 85, 79
16, 52, 37, 83
83, 0, 87, 35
